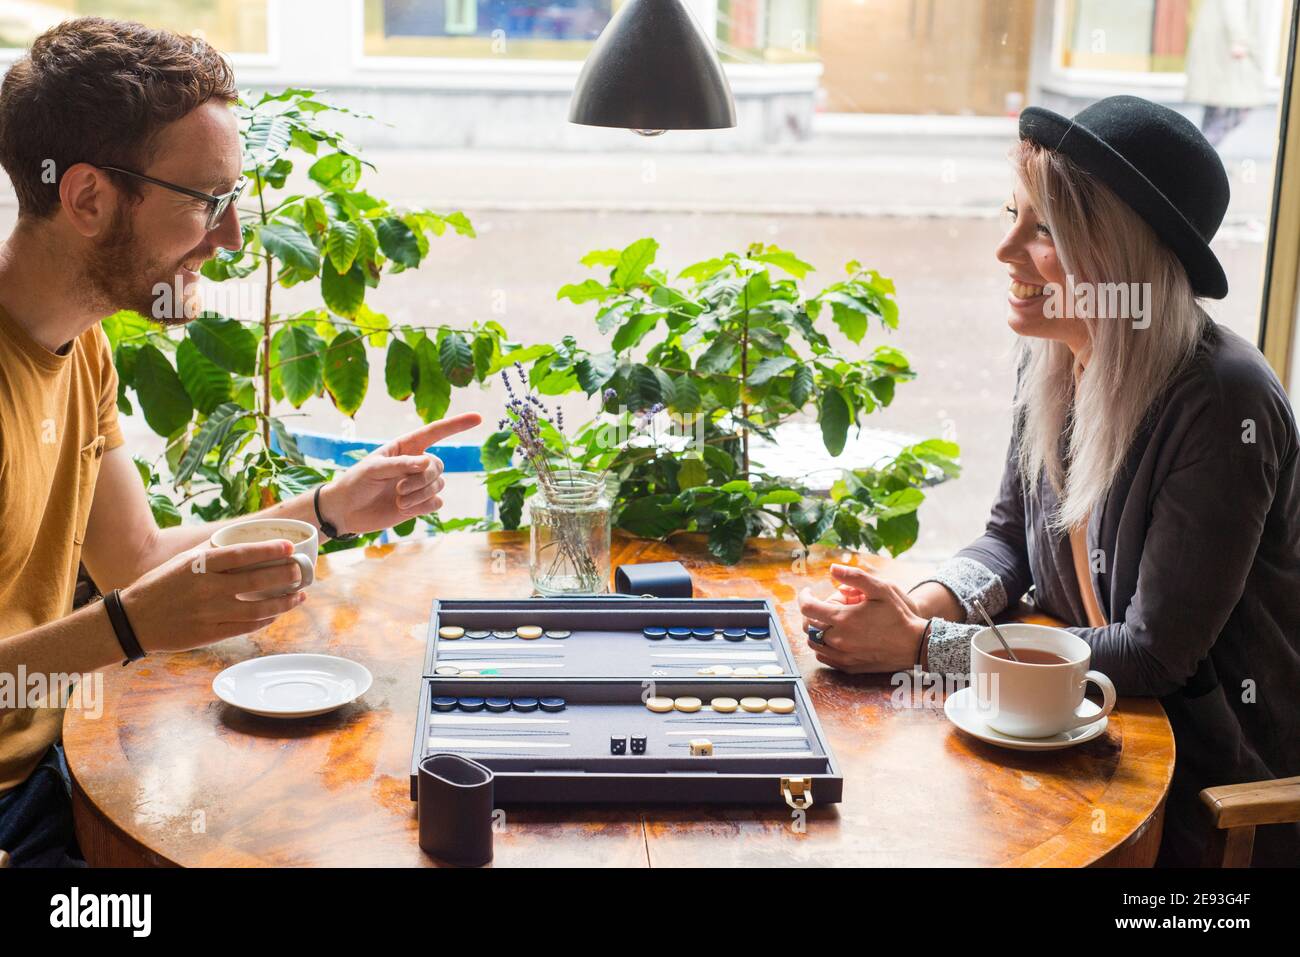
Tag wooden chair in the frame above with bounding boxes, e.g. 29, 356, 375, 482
1199, 775, 1300, 866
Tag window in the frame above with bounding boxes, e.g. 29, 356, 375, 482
818, 0, 1034, 114
3, 0, 1295, 549
1062, 0, 1177, 72
716, 0, 820, 63
362, 0, 613, 60
1057, 0, 1290, 79
359, 0, 821, 63
0, 0, 270, 54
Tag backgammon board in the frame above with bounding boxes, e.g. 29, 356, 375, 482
410, 597, 843, 807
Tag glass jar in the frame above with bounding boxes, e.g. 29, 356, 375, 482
528, 470, 611, 596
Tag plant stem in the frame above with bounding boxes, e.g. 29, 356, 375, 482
255, 167, 276, 508
261, 256, 272, 452
740, 276, 750, 476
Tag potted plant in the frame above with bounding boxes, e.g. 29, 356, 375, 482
482, 239, 959, 565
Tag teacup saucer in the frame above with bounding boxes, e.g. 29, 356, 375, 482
214, 654, 372, 718
943, 686, 1109, 751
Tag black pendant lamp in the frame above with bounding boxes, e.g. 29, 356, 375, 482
569, 0, 737, 136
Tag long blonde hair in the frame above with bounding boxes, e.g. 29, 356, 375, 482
1011, 140, 1206, 531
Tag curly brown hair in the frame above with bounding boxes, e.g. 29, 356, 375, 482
0, 16, 237, 219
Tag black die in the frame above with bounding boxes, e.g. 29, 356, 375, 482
610, 735, 627, 755
630, 735, 647, 755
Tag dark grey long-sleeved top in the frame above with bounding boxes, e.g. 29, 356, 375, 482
919, 320, 1300, 866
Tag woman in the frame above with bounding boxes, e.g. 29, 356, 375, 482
798, 95, 1300, 866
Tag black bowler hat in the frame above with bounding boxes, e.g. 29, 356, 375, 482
1019, 95, 1230, 299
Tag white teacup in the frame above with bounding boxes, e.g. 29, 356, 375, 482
210, 518, 317, 599
969, 623, 1116, 738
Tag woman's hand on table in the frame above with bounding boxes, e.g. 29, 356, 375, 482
797, 563, 930, 673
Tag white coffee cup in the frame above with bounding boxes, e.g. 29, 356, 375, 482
210, 518, 317, 599
969, 623, 1116, 738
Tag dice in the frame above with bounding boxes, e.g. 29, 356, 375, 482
630, 735, 647, 755
610, 735, 627, 755
689, 739, 713, 756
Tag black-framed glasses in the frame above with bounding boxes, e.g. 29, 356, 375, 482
98, 166, 247, 231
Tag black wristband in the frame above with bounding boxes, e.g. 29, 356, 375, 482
313, 484, 358, 542
914, 618, 934, 668
104, 589, 147, 665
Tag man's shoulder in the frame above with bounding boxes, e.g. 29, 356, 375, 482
79, 319, 113, 364
71, 319, 120, 400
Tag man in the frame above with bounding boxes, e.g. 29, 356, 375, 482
0, 18, 479, 865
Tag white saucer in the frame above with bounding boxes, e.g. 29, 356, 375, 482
943, 686, 1109, 751
213, 654, 372, 718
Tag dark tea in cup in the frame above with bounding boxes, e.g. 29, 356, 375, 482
989, 646, 1071, 665
971, 624, 1117, 737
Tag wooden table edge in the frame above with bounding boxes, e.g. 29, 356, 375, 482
70, 771, 181, 868
65, 693, 1175, 870
1003, 696, 1176, 867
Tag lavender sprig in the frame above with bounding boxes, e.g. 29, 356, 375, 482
499, 364, 581, 495
499, 362, 607, 592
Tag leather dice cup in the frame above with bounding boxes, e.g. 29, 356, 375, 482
613, 561, 693, 598
417, 753, 495, 866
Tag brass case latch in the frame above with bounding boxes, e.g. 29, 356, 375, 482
781, 776, 814, 811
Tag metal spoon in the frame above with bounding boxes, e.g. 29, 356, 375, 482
972, 598, 1020, 662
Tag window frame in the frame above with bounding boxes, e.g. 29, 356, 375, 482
1260, 0, 1300, 390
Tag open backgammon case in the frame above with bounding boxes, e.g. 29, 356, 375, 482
410, 597, 844, 807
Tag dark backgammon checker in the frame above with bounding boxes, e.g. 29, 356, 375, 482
412, 597, 842, 806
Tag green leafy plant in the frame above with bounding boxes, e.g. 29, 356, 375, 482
106, 89, 536, 547
482, 239, 960, 564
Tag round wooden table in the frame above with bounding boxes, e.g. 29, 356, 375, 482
64, 532, 1174, 867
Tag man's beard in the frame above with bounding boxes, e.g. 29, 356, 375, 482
81, 208, 201, 326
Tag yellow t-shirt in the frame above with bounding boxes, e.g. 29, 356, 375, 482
0, 304, 123, 794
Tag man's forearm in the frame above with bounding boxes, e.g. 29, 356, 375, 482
0, 601, 128, 707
